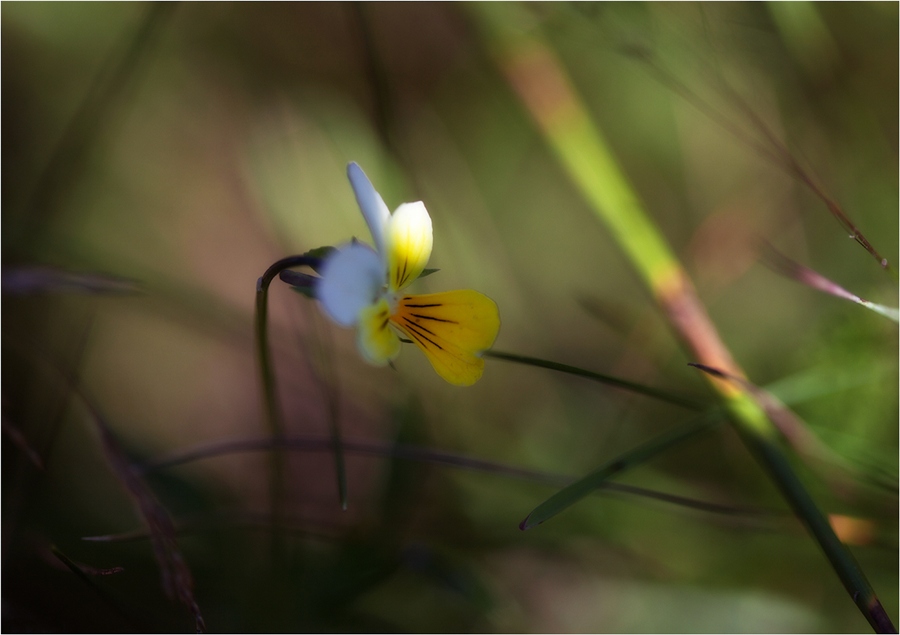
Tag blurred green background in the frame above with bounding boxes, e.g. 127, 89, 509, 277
2, 2, 897, 632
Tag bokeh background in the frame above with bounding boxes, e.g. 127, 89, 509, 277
3, 2, 897, 632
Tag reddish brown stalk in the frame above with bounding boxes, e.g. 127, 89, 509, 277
21, 350, 207, 633
2, 418, 45, 470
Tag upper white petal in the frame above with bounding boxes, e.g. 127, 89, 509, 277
384, 201, 433, 291
316, 242, 385, 327
347, 162, 391, 257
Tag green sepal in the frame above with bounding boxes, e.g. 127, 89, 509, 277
301, 246, 336, 274
289, 284, 317, 299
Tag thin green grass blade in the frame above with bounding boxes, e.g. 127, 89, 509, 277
741, 424, 896, 633
139, 432, 772, 520
520, 414, 720, 530
483, 350, 702, 410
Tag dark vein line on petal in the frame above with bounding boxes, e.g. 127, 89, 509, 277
411, 313, 457, 324
403, 318, 438, 338
402, 318, 444, 351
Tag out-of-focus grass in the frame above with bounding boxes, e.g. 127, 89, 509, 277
3, 3, 896, 632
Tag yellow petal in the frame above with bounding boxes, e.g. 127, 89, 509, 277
391, 290, 500, 386
357, 298, 401, 366
384, 202, 433, 292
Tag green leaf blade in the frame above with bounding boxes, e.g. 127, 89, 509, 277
521, 415, 718, 530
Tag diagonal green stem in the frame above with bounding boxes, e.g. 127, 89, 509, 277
521, 413, 721, 529
473, 5, 895, 631
740, 420, 896, 633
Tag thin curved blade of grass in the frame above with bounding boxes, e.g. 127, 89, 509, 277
349, 2, 395, 151
87, 398, 206, 633
766, 1, 840, 79
2, 266, 139, 295
105, 435, 204, 630
83, 510, 341, 544
624, 46, 894, 278
137, 433, 771, 520
15, 3, 177, 257
27, 351, 206, 633
483, 350, 702, 410
5, 330, 95, 550
762, 245, 899, 322
49, 546, 136, 625
520, 414, 721, 530
49, 546, 125, 576
82, 485, 775, 547
2, 417, 45, 469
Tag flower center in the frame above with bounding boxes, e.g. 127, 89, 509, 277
383, 289, 400, 316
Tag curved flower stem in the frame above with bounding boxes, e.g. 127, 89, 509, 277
255, 255, 334, 557
473, 5, 895, 632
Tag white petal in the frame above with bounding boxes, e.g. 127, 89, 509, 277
347, 162, 391, 256
316, 243, 385, 327
384, 201, 433, 292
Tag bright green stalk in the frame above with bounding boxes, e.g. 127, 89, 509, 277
473, 5, 894, 632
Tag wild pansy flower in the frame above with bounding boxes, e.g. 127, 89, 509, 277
316, 163, 500, 386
